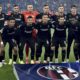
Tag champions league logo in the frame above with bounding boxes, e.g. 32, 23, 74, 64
37, 65, 79, 80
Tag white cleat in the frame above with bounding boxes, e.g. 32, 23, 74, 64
8, 59, 13, 65
62, 61, 66, 63
2, 60, 7, 65
0, 62, 3, 68
36, 61, 40, 64
76, 60, 79, 63
13, 61, 16, 64
43, 60, 47, 63
20, 61, 24, 64
31, 60, 35, 64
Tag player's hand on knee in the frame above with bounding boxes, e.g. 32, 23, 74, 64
62, 47, 66, 50
51, 46, 55, 50
13, 46, 18, 55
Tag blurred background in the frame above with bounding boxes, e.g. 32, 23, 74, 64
0, 0, 80, 13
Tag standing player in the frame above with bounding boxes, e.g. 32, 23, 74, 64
2, 17, 18, 64
22, 4, 39, 63
36, 4, 54, 61
67, 5, 80, 62
19, 16, 35, 64
51, 17, 67, 63
22, 4, 39, 23
36, 14, 53, 63
36, 4, 54, 22
9, 4, 24, 27
54, 4, 66, 21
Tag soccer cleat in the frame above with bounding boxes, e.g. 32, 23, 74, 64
8, 59, 13, 65
62, 61, 67, 63
36, 61, 40, 64
55, 58, 58, 63
0, 62, 3, 68
31, 60, 35, 64
20, 61, 24, 64
13, 61, 16, 64
76, 60, 79, 63
2, 60, 7, 65
43, 60, 47, 63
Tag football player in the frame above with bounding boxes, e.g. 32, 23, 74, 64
22, 4, 39, 63
2, 17, 18, 64
19, 16, 35, 64
36, 14, 53, 63
67, 5, 80, 62
51, 17, 67, 63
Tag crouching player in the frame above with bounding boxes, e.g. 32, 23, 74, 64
0, 33, 5, 67
36, 14, 53, 63
19, 16, 35, 64
51, 17, 67, 63
2, 17, 18, 64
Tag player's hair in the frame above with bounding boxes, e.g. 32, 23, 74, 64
42, 14, 49, 18
8, 17, 15, 21
27, 4, 33, 6
59, 4, 64, 7
71, 5, 77, 8
59, 16, 65, 19
43, 4, 49, 7
27, 16, 33, 19
13, 4, 19, 7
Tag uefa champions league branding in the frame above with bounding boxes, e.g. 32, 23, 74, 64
37, 65, 79, 80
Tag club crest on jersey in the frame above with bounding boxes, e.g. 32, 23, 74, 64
19, 15, 22, 18
37, 65, 79, 80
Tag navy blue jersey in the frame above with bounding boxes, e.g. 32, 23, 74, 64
36, 22, 53, 40
51, 14, 66, 22
0, 13, 7, 29
20, 23, 35, 38
67, 13, 80, 33
8, 12, 24, 27
53, 21, 67, 38
2, 26, 17, 41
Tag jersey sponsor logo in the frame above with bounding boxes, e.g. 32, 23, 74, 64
15, 18, 21, 21
40, 29, 48, 31
37, 65, 79, 80
0, 18, 4, 20
56, 28, 65, 31
25, 30, 32, 33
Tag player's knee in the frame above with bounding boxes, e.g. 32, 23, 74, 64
51, 46, 55, 50
62, 47, 66, 50
13, 46, 18, 55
